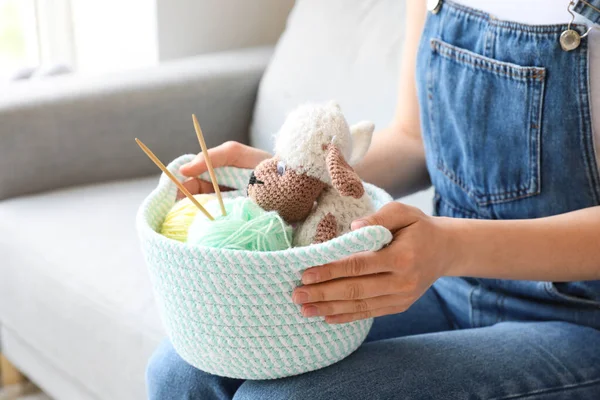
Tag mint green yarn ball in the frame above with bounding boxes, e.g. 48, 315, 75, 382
187, 197, 293, 251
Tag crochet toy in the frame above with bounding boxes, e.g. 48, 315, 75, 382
140, 103, 375, 249
248, 101, 376, 247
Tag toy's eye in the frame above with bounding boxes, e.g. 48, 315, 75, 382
277, 161, 286, 176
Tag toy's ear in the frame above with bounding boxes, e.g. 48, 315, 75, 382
349, 121, 375, 165
326, 144, 365, 199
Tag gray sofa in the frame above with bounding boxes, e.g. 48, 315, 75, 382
0, 1, 431, 399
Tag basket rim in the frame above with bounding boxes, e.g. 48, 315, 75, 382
136, 154, 393, 265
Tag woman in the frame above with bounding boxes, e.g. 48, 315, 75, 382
147, 0, 600, 398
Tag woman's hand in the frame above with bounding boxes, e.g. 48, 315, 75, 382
293, 202, 459, 324
178, 141, 271, 197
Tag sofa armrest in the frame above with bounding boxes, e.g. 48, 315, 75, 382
0, 47, 272, 200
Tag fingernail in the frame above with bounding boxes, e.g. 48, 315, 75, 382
302, 305, 318, 317
302, 272, 318, 285
179, 163, 189, 171
351, 220, 368, 230
293, 291, 309, 304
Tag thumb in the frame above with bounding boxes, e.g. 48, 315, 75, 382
180, 142, 271, 177
179, 153, 208, 177
351, 202, 419, 232
179, 142, 238, 177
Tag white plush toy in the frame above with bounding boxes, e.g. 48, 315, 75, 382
247, 101, 376, 247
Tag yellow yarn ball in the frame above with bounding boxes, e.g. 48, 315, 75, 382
161, 194, 215, 242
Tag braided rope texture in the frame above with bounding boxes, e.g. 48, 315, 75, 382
136, 155, 394, 379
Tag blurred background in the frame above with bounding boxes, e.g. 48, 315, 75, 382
0, 0, 293, 80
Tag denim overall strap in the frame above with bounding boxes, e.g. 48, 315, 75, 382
573, 0, 600, 25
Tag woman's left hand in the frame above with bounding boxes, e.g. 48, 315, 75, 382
292, 202, 459, 324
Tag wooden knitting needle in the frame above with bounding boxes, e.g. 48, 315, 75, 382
192, 114, 227, 216
135, 138, 214, 221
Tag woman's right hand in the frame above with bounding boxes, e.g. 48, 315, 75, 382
178, 141, 271, 196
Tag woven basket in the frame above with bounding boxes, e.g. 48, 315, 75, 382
136, 154, 393, 379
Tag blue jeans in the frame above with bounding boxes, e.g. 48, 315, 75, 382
147, 277, 600, 399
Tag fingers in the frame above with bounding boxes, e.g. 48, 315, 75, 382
179, 141, 272, 177
292, 273, 396, 304
180, 142, 237, 177
302, 251, 390, 284
177, 178, 201, 199
300, 294, 410, 318
351, 201, 422, 232
325, 305, 408, 324
176, 178, 232, 199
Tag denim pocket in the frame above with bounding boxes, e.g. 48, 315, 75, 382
427, 39, 546, 206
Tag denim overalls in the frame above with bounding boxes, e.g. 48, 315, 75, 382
416, 0, 600, 330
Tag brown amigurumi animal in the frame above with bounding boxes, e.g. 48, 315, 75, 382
247, 101, 376, 247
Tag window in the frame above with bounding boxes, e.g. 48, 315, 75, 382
0, 0, 39, 77
1, 0, 157, 78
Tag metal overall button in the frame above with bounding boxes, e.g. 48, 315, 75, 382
428, 0, 442, 14
560, 29, 581, 51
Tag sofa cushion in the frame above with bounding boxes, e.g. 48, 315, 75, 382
251, 0, 406, 152
0, 176, 164, 400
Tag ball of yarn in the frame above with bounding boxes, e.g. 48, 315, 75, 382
161, 194, 215, 242
187, 197, 293, 251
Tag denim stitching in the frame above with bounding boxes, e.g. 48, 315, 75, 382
436, 161, 540, 206
443, 0, 585, 35
577, 37, 594, 204
432, 161, 478, 201
426, 59, 437, 158
490, 19, 584, 36
438, 161, 533, 197
530, 68, 545, 204
437, 195, 480, 219
491, 377, 600, 400
431, 40, 545, 82
426, 23, 439, 165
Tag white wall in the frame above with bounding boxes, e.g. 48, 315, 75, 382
65, 0, 293, 74
156, 0, 294, 61
70, 0, 158, 73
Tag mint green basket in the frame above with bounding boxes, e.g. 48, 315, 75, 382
136, 155, 393, 379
